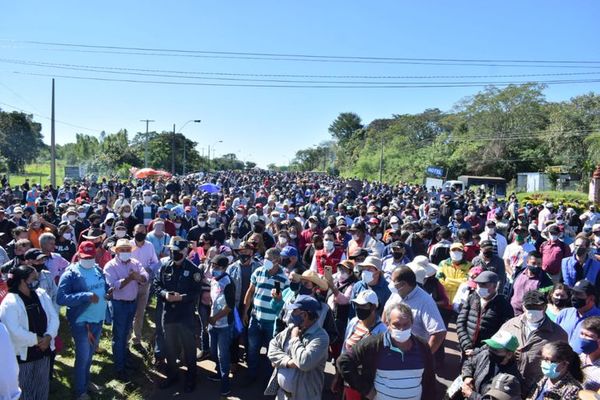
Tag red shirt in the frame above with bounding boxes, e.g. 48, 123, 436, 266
314, 247, 344, 275
540, 239, 571, 275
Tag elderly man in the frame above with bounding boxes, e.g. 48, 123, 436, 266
349, 256, 391, 319
103, 239, 148, 381
266, 295, 330, 399
337, 302, 436, 400
39, 232, 70, 284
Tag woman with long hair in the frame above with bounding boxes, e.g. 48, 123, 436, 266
527, 341, 583, 399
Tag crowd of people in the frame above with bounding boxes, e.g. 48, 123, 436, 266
1, 171, 600, 400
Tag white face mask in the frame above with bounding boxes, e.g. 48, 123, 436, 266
375, 233, 383, 240
388, 281, 398, 295
429, 218, 438, 224
524, 309, 545, 324
550, 234, 559, 241
79, 212, 87, 219
309, 222, 318, 230
324, 240, 334, 252
352, 234, 360, 242
63, 233, 72, 241
450, 251, 463, 262
390, 223, 399, 230
80, 259, 96, 269
199, 221, 207, 227
263, 259, 274, 270
143, 196, 152, 203
278, 237, 288, 245
362, 270, 374, 284
68, 215, 76, 222
208, 218, 216, 224
339, 270, 349, 281
390, 328, 411, 343
115, 230, 126, 238
476, 286, 490, 298
123, 212, 132, 218
118, 252, 132, 262
486, 227, 496, 235
290, 233, 297, 239
174, 223, 181, 229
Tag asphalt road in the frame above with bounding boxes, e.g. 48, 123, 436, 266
149, 324, 461, 400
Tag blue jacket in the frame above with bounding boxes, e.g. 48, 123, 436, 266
56, 264, 108, 325
561, 255, 600, 287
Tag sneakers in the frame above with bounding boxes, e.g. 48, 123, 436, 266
196, 349, 210, 361
206, 372, 221, 382
88, 382, 102, 394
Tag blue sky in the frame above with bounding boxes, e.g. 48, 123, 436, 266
1, 1, 599, 167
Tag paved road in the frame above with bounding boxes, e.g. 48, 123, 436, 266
149, 324, 460, 400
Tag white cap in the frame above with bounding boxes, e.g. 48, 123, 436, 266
390, 216, 400, 223
407, 255, 438, 283
351, 289, 379, 307
593, 223, 600, 233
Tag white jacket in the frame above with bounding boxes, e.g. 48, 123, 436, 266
0, 288, 59, 361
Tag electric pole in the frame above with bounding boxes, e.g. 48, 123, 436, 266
171, 124, 176, 175
140, 119, 154, 168
379, 136, 384, 182
50, 79, 56, 187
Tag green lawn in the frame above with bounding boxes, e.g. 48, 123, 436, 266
4, 162, 67, 187
51, 300, 159, 400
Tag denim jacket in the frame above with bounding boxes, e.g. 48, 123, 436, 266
57, 264, 108, 325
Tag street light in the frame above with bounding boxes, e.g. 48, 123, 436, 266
171, 119, 201, 175
208, 140, 223, 171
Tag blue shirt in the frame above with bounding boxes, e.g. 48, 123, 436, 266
147, 232, 171, 257
562, 255, 600, 287
556, 305, 600, 353
75, 264, 107, 324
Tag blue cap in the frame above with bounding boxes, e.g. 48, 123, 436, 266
281, 246, 298, 258
286, 295, 321, 313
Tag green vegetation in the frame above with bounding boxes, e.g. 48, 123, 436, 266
6, 162, 66, 187
516, 190, 593, 212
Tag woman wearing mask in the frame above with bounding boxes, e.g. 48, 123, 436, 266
288, 226, 300, 249
55, 223, 77, 261
0, 265, 59, 400
326, 260, 358, 360
302, 233, 323, 268
275, 230, 291, 251
118, 204, 137, 237
527, 341, 583, 399
546, 283, 572, 322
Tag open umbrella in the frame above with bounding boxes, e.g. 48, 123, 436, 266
134, 168, 158, 179
199, 183, 221, 193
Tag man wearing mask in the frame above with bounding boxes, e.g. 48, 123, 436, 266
229, 206, 252, 239
472, 240, 507, 291
299, 216, 322, 254
562, 235, 600, 288
154, 237, 202, 393
349, 256, 391, 318
130, 224, 160, 355
133, 189, 158, 226
266, 295, 330, 399
578, 316, 600, 391
281, 246, 303, 273
242, 248, 289, 386
479, 220, 507, 258
187, 213, 211, 243
23, 248, 58, 311
510, 252, 553, 315
103, 239, 148, 381
337, 302, 436, 400
500, 290, 567, 395
437, 242, 472, 301
556, 279, 600, 353
39, 232, 69, 285
381, 241, 411, 280
385, 266, 446, 355
147, 220, 171, 259
347, 222, 383, 258
311, 230, 345, 276
456, 271, 514, 357
56, 241, 107, 400
540, 224, 572, 282
447, 209, 472, 239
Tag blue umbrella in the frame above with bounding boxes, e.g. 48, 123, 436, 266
199, 183, 221, 193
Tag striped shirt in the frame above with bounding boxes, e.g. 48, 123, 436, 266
250, 265, 289, 322
373, 333, 425, 400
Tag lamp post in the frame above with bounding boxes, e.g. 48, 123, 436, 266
207, 140, 223, 171
171, 119, 201, 175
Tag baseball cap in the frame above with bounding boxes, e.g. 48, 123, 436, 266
166, 236, 189, 251
450, 242, 464, 251
483, 373, 522, 400
358, 256, 383, 271
286, 295, 321, 313
483, 330, 518, 353
573, 279, 596, 296
78, 241, 97, 259
24, 248, 48, 261
522, 290, 547, 308
351, 289, 379, 307
281, 246, 299, 258
210, 255, 229, 268
479, 240, 494, 249
474, 271, 499, 285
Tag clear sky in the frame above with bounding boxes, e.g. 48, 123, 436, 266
1, 1, 599, 167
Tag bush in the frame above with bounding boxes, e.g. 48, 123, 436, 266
516, 191, 596, 213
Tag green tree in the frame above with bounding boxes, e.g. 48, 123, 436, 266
0, 111, 45, 172
328, 112, 363, 142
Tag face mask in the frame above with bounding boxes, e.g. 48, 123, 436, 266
550, 234, 559, 241
199, 221, 207, 227
171, 251, 185, 262
298, 285, 313, 296
450, 251, 463, 262
68, 215, 76, 222
254, 225, 264, 233
476, 287, 490, 298
118, 252, 132, 262
324, 240, 334, 252
278, 237, 288, 246
483, 250, 494, 259
63, 233, 72, 241
263, 259, 274, 270
580, 336, 599, 355
390, 328, 411, 343
79, 212, 86, 219
352, 234, 360, 242
27, 279, 40, 290
356, 307, 372, 321
290, 313, 304, 327
489, 350, 506, 365
429, 218, 438, 224
211, 269, 224, 278
524, 309, 545, 324
541, 360, 561, 379
486, 227, 496, 235
375, 233, 383, 240
134, 233, 146, 242
392, 252, 404, 261
527, 264, 541, 274
80, 259, 96, 269
575, 246, 588, 258
388, 282, 398, 295
143, 196, 152, 203
516, 234, 525, 243
174, 223, 182, 229
208, 218, 216, 224
552, 297, 570, 308
390, 223, 399, 230
235, 213, 243, 220
289, 233, 297, 239
572, 297, 587, 309
362, 270, 374, 284
469, 211, 476, 217
339, 270, 350, 281
289, 281, 300, 292
309, 223, 318, 230
115, 230, 126, 238
239, 254, 252, 264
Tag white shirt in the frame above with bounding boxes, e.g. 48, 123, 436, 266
0, 322, 20, 400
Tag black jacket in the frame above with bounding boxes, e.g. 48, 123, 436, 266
457, 292, 514, 352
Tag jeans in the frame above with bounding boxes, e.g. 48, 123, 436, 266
72, 322, 103, 397
247, 316, 274, 379
154, 300, 165, 359
209, 326, 232, 394
112, 299, 137, 372
164, 322, 197, 382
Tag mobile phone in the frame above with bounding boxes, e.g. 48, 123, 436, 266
274, 281, 281, 294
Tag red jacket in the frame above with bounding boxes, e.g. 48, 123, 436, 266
314, 247, 344, 275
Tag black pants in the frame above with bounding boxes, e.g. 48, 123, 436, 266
164, 321, 197, 382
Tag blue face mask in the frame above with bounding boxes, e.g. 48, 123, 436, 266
290, 313, 304, 327
580, 337, 599, 355
211, 269, 224, 279
541, 360, 561, 379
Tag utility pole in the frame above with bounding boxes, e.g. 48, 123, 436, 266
183, 140, 186, 176
140, 119, 154, 168
171, 123, 176, 175
50, 79, 56, 187
207, 145, 211, 171
379, 136, 384, 182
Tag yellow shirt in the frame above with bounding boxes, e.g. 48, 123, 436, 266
437, 259, 472, 301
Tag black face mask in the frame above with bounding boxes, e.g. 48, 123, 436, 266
298, 285, 313, 296
289, 282, 301, 292
171, 251, 184, 262
239, 254, 252, 264
527, 265, 540, 275
281, 258, 290, 267
489, 351, 506, 365
575, 246, 588, 258
355, 307, 372, 321
572, 297, 587, 309
483, 250, 494, 259
134, 233, 147, 242
553, 297, 570, 308
392, 252, 404, 261
253, 226, 264, 234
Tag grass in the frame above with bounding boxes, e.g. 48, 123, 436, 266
51, 299, 159, 400
3, 161, 67, 187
